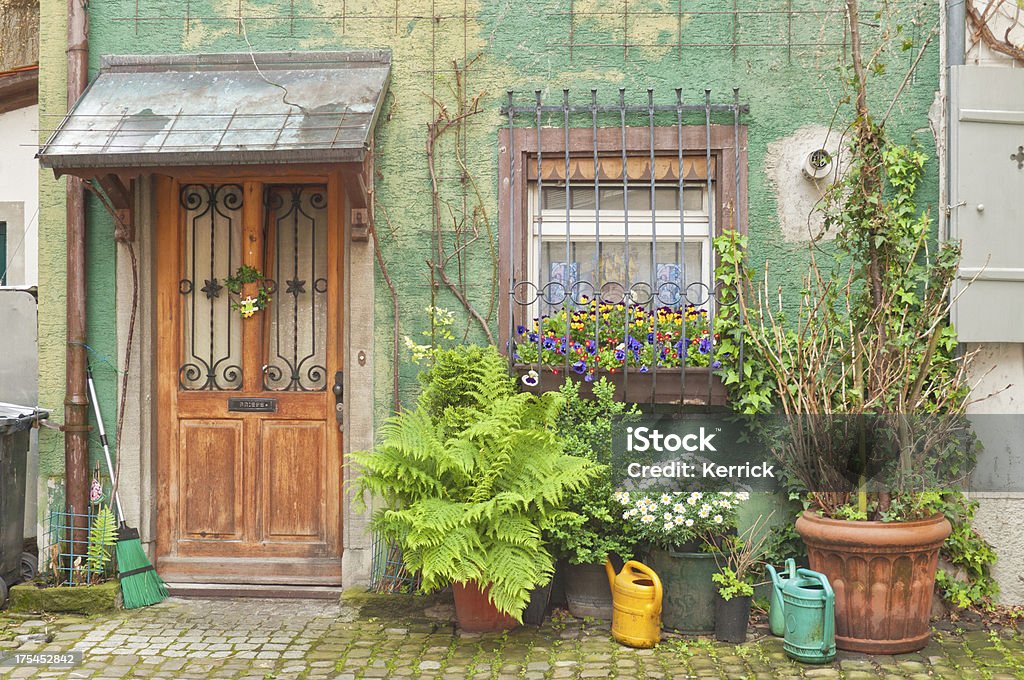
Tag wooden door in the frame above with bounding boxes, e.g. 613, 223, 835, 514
155, 174, 345, 584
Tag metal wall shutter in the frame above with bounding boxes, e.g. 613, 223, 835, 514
950, 65, 1024, 342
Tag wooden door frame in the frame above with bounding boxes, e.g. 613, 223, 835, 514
153, 168, 347, 584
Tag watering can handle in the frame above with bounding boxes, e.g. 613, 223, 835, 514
785, 558, 797, 579
797, 568, 835, 653
624, 560, 663, 612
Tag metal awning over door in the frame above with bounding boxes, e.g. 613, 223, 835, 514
38, 51, 391, 173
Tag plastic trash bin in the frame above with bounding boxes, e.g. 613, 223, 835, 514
0, 402, 46, 606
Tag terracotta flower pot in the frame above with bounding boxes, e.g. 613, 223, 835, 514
795, 511, 951, 654
451, 581, 519, 633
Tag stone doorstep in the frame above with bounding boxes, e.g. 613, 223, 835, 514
164, 583, 343, 600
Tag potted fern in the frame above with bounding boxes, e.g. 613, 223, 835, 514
350, 345, 598, 631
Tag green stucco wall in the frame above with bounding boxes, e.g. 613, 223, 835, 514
36, 1, 941, 492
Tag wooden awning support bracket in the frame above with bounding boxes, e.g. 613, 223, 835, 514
86, 173, 135, 242
343, 141, 375, 242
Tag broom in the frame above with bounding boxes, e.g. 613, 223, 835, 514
87, 362, 168, 608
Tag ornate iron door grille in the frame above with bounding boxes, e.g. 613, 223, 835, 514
262, 185, 329, 392
178, 183, 244, 391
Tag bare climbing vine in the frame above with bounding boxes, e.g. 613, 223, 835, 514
967, 0, 1024, 64
370, 203, 401, 414
425, 56, 499, 345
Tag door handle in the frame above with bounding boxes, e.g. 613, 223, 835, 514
333, 370, 344, 431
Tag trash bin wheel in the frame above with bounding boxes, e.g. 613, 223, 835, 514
0, 578, 8, 609
20, 552, 37, 582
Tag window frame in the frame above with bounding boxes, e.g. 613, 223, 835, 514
498, 124, 748, 351
530, 181, 713, 314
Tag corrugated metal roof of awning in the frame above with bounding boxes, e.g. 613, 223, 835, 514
38, 51, 391, 172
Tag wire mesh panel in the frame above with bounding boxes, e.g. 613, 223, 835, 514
501, 88, 747, 406
370, 530, 420, 594
41, 508, 100, 587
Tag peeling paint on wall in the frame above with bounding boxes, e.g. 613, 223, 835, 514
763, 124, 842, 242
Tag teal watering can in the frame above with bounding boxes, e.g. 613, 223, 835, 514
781, 568, 836, 664
765, 558, 797, 637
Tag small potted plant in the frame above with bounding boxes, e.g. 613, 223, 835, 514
705, 513, 773, 643
350, 345, 599, 631
616, 490, 748, 634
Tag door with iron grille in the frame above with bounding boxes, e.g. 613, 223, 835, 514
155, 174, 344, 584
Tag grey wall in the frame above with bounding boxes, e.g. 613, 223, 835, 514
0, 288, 39, 539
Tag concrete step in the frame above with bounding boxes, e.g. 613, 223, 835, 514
165, 582, 342, 600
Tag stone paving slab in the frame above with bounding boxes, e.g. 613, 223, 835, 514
0, 593, 1021, 679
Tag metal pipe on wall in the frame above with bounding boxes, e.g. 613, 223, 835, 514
948, 0, 966, 67
64, 0, 89, 529
945, 0, 966, 244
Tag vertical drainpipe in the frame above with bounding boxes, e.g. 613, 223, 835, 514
946, 1, 966, 358
946, 0, 965, 241
64, 0, 89, 530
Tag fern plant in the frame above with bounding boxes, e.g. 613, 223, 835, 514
350, 345, 599, 620
86, 505, 118, 580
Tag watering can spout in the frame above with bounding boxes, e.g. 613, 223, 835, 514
604, 559, 617, 591
767, 558, 799, 638
766, 563, 781, 590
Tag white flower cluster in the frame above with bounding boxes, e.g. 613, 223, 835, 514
614, 490, 749, 537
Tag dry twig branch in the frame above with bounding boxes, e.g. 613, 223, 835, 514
968, 0, 1024, 63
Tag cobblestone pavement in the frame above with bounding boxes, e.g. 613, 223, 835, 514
1, 593, 1022, 679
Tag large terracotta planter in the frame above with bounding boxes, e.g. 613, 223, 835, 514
795, 511, 951, 654
451, 581, 519, 633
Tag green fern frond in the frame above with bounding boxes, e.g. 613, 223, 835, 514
86, 505, 118, 577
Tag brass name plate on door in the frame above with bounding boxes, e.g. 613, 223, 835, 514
227, 398, 278, 413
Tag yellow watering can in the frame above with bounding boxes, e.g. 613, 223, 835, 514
605, 559, 663, 648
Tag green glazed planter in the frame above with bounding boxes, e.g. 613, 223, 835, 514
647, 547, 717, 634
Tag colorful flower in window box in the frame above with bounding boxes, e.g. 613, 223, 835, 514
512, 301, 726, 373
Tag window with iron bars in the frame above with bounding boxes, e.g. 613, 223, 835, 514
499, 89, 748, 405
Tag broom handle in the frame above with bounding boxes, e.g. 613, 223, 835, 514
87, 363, 125, 521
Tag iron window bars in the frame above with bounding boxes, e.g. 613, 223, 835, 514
501, 88, 747, 406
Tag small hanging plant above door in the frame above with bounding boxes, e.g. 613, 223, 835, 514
224, 265, 271, 318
